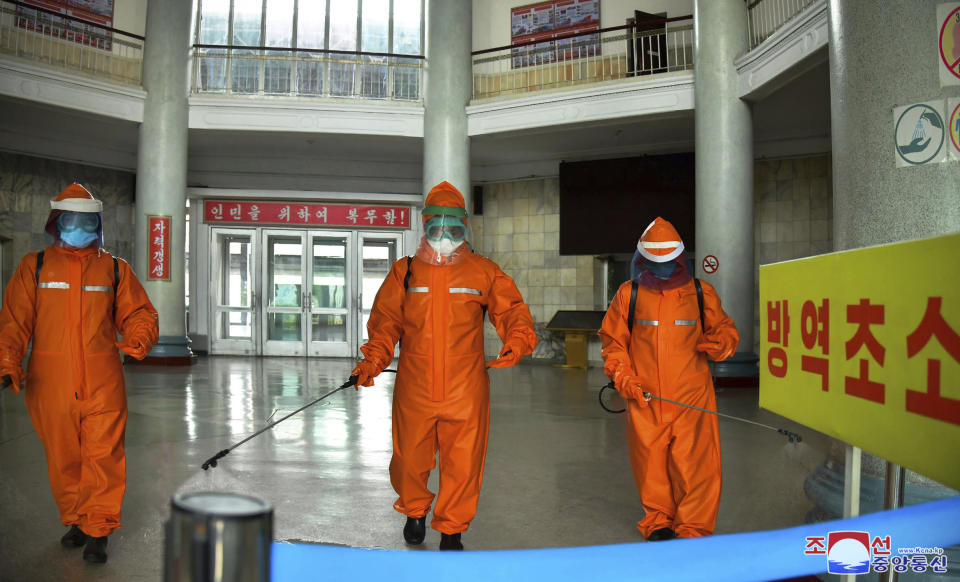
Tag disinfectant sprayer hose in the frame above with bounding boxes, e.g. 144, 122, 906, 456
201, 369, 398, 470
599, 382, 802, 443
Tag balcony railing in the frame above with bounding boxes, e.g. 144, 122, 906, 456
0, 0, 143, 85
747, 0, 817, 49
191, 45, 423, 102
471, 16, 693, 101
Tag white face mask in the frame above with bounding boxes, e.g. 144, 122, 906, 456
427, 238, 459, 256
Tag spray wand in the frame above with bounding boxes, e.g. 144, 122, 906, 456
599, 382, 802, 443
201, 370, 398, 470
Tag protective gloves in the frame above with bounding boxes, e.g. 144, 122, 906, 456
696, 332, 737, 361
612, 363, 648, 407
351, 359, 380, 388
486, 341, 523, 369
116, 336, 150, 360
0, 366, 25, 395
616, 375, 649, 407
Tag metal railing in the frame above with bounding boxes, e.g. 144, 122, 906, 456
0, 0, 143, 85
747, 0, 817, 49
192, 45, 424, 101
471, 16, 693, 100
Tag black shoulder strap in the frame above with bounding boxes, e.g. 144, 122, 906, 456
694, 277, 705, 333
113, 256, 120, 320
35, 250, 44, 285
403, 255, 413, 290
627, 279, 638, 334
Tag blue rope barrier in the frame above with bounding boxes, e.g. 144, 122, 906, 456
273, 496, 960, 581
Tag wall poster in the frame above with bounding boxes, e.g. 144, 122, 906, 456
510, 0, 600, 69
16, 0, 115, 50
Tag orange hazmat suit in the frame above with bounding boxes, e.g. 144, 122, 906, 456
0, 184, 158, 539
354, 182, 537, 535
599, 217, 738, 538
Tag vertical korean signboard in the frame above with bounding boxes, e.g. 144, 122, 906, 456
759, 233, 960, 490
147, 215, 171, 281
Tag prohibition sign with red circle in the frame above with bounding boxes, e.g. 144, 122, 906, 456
702, 255, 719, 274
940, 5, 960, 81
950, 101, 960, 155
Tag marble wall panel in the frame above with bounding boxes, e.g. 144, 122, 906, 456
476, 177, 596, 361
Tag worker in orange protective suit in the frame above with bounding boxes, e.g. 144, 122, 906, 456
0, 183, 158, 564
599, 217, 738, 541
352, 181, 537, 551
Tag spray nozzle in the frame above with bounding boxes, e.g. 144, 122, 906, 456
201, 449, 230, 471
778, 429, 803, 443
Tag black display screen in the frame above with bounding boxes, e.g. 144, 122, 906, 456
559, 153, 696, 256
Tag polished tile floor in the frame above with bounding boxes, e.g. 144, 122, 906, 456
0, 357, 830, 581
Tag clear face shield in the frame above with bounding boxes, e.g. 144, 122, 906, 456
630, 248, 694, 290
57, 212, 100, 233
416, 213, 471, 266
56, 212, 102, 249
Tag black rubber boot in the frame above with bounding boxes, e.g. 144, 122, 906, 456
403, 516, 426, 545
60, 524, 87, 548
646, 527, 677, 542
61, 525, 87, 548
82, 536, 108, 563
439, 533, 463, 551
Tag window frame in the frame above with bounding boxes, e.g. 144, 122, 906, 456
193, 0, 424, 97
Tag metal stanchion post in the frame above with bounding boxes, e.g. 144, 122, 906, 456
881, 462, 906, 582
164, 492, 273, 582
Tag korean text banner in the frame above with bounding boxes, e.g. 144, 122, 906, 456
203, 200, 410, 228
759, 233, 960, 489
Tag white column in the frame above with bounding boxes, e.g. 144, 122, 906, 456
823, 0, 960, 531
423, 0, 472, 208
134, 0, 192, 360
828, 0, 959, 249
693, 0, 755, 375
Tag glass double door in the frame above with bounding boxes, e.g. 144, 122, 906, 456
210, 227, 401, 357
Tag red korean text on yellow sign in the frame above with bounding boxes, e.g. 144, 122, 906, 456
759, 233, 960, 489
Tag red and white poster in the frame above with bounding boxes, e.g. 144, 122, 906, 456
510, 0, 600, 69
202, 200, 411, 229
16, 0, 115, 50
147, 215, 171, 281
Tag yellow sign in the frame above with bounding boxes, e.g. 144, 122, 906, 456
759, 233, 960, 490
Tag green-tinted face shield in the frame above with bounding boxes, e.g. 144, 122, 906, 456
424, 215, 467, 243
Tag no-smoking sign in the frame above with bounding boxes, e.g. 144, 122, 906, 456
702, 255, 719, 274
939, 3, 960, 86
